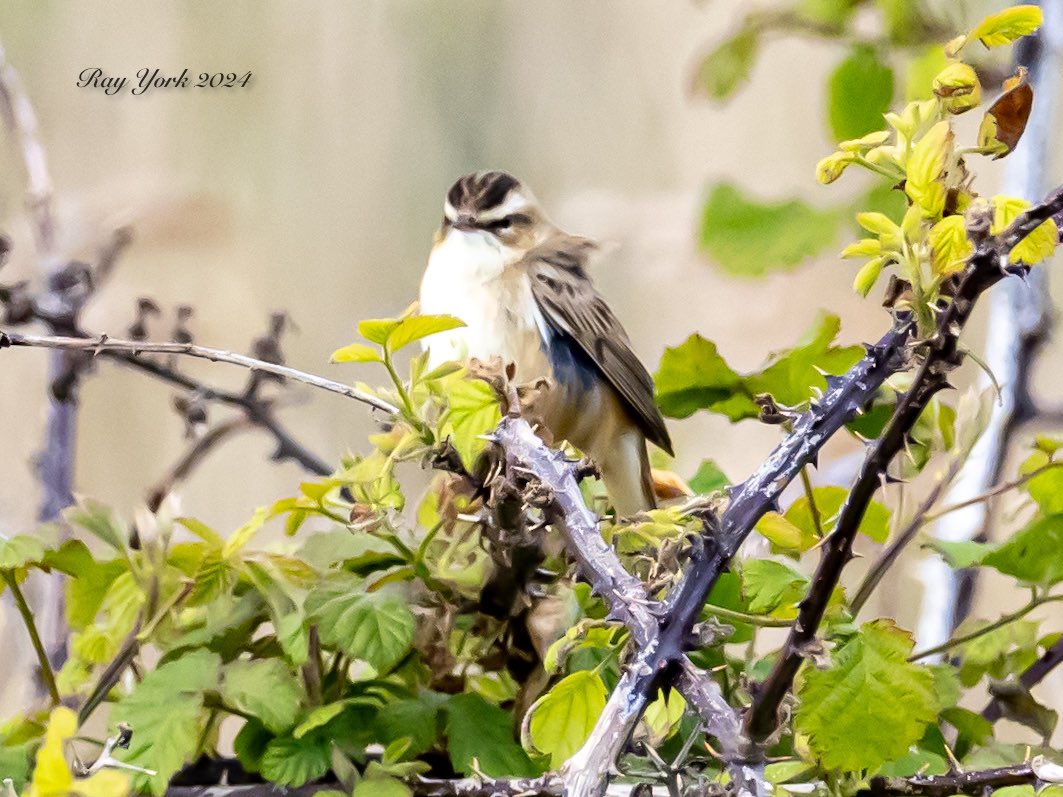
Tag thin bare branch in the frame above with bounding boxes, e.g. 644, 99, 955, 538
0, 331, 400, 414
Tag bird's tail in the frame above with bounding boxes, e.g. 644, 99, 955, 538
599, 430, 657, 517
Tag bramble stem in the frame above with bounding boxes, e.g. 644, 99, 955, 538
2, 569, 60, 705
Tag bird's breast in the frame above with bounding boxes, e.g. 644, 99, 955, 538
419, 229, 550, 381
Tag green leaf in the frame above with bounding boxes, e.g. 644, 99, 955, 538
525, 670, 607, 768
905, 121, 952, 216
330, 343, 381, 364
446, 693, 537, 777
748, 312, 864, 408
654, 334, 756, 421
260, 734, 332, 787
440, 375, 502, 469
828, 45, 894, 141
796, 620, 938, 773
0, 742, 32, 792
352, 778, 412, 797
689, 459, 730, 494
992, 195, 1058, 266
755, 512, 805, 552
924, 538, 996, 569
1023, 458, 1063, 515
113, 649, 221, 794
305, 574, 415, 672
692, 28, 759, 100
957, 619, 1039, 687
388, 314, 466, 353
929, 215, 973, 276
700, 183, 840, 277
358, 318, 402, 346
905, 45, 950, 101
968, 5, 1043, 48
374, 695, 446, 759
742, 559, 808, 615
220, 658, 303, 734
785, 485, 891, 545
233, 718, 272, 774
982, 515, 1063, 587
293, 702, 350, 739
0, 535, 46, 570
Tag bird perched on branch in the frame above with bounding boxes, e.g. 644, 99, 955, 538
419, 170, 673, 515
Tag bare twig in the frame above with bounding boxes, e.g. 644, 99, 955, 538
0, 331, 400, 414
862, 762, 1041, 797
850, 458, 963, 616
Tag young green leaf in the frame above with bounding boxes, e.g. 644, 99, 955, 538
968, 5, 1043, 48
795, 620, 938, 772
220, 658, 304, 734
330, 343, 381, 364
742, 559, 808, 615
688, 459, 731, 494
113, 650, 221, 795
387, 314, 465, 353
991, 195, 1058, 265
929, 215, 973, 275
439, 374, 503, 468
525, 670, 607, 769
358, 318, 402, 346
259, 734, 332, 787
305, 574, 415, 672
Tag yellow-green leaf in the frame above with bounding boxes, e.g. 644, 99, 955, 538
755, 512, 804, 551
905, 121, 952, 216
929, 215, 973, 275
440, 375, 502, 469
525, 670, 607, 768
853, 256, 889, 297
856, 212, 901, 241
358, 318, 402, 346
991, 195, 1058, 265
969, 5, 1043, 48
838, 131, 890, 153
840, 238, 882, 258
642, 690, 686, 746
388, 314, 466, 353
330, 343, 381, 364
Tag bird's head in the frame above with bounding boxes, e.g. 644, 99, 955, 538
438, 171, 553, 252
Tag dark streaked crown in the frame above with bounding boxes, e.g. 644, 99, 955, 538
445, 170, 521, 216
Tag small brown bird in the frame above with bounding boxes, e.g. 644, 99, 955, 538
419, 171, 672, 515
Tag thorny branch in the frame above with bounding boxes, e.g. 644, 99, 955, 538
744, 188, 1063, 747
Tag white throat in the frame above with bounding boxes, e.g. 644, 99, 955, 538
418, 229, 548, 376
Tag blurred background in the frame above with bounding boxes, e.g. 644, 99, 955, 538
0, 0, 1060, 740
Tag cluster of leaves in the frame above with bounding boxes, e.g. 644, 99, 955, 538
693, 0, 1042, 278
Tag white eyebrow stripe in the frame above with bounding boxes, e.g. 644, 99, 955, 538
443, 200, 458, 221
476, 191, 529, 222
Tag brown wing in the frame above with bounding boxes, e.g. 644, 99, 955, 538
523, 236, 673, 456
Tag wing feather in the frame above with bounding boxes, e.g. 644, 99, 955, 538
523, 236, 673, 455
